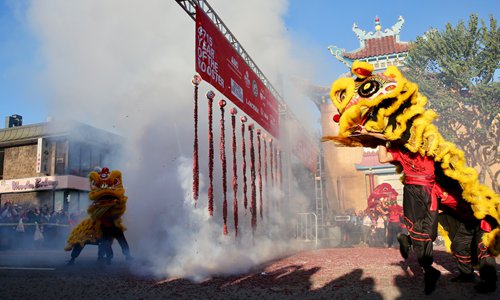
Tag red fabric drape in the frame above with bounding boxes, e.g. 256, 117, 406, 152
207, 91, 215, 216
219, 100, 228, 235
240, 116, 248, 210
230, 108, 238, 236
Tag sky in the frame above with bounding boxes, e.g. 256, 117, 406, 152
0, 0, 498, 281
1, 0, 498, 127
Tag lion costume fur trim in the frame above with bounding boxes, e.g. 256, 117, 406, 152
325, 61, 500, 255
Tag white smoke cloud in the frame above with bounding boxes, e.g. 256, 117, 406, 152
27, 0, 320, 281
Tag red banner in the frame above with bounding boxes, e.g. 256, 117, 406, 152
195, 7, 280, 138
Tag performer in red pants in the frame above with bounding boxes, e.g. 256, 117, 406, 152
378, 143, 441, 295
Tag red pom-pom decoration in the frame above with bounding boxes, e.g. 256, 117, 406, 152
333, 114, 341, 123
219, 99, 226, 108
230, 107, 238, 115
240, 116, 247, 123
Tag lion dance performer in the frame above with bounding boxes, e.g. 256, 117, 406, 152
323, 61, 499, 294
65, 167, 132, 264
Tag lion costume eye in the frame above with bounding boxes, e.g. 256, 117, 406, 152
330, 77, 355, 114
358, 80, 381, 98
336, 90, 346, 102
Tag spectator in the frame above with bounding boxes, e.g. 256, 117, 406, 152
375, 215, 386, 247
362, 211, 373, 245
386, 202, 403, 248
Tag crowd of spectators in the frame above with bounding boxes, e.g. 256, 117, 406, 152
331, 201, 404, 248
0, 201, 83, 250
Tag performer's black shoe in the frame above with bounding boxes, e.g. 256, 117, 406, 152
474, 280, 497, 294
396, 233, 410, 260
450, 273, 475, 283
424, 267, 441, 295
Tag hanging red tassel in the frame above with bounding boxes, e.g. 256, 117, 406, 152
207, 90, 215, 216
269, 139, 274, 187
263, 134, 268, 220
262, 134, 268, 185
219, 99, 228, 235
274, 143, 278, 187
230, 108, 239, 237
249, 124, 257, 233
191, 74, 201, 207
278, 148, 282, 188
240, 116, 248, 210
257, 129, 263, 219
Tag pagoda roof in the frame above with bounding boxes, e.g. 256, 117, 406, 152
328, 16, 410, 68
343, 35, 410, 60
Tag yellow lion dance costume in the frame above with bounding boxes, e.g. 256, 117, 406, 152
65, 168, 127, 251
323, 61, 500, 255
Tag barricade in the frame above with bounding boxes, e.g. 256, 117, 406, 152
295, 212, 318, 248
0, 222, 70, 250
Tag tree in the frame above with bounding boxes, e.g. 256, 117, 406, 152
404, 14, 500, 192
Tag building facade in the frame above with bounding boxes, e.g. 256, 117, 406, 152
0, 118, 122, 215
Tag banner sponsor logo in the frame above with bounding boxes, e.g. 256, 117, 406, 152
195, 7, 279, 137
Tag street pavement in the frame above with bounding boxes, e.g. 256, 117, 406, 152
0, 244, 499, 300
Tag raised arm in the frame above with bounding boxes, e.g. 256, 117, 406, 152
378, 145, 394, 163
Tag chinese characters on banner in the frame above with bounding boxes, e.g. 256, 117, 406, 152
195, 6, 280, 138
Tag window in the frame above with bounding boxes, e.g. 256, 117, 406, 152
55, 141, 68, 175
68, 142, 81, 175
80, 144, 92, 174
